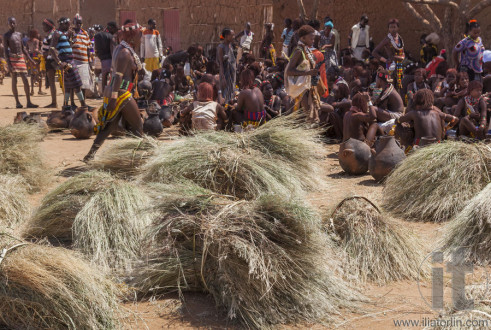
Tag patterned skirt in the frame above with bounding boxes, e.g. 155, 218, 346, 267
9, 54, 27, 74
63, 62, 82, 90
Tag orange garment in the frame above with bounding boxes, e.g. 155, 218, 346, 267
312, 49, 328, 98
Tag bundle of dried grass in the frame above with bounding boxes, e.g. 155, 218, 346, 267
89, 137, 159, 177
327, 196, 428, 284
23, 171, 116, 243
140, 127, 324, 199
0, 175, 30, 229
134, 186, 361, 328
383, 142, 491, 222
0, 123, 50, 192
0, 233, 121, 329
440, 184, 491, 265
22, 171, 151, 270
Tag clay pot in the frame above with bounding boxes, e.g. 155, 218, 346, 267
69, 106, 95, 139
338, 138, 371, 175
14, 111, 28, 124
47, 107, 74, 129
418, 136, 437, 147
159, 105, 175, 128
369, 136, 406, 182
143, 111, 163, 137
139, 108, 149, 122
26, 113, 48, 130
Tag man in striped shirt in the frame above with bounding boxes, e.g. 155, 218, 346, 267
141, 19, 163, 72
71, 14, 93, 100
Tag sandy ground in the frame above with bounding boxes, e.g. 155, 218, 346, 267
1, 77, 488, 329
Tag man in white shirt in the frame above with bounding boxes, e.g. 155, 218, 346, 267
140, 18, 163, 71
235, 22, 254, 63
348, 15, 370, 61
280, 18, 294, 58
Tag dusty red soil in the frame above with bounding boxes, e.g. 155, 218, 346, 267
1, 78, 488, 329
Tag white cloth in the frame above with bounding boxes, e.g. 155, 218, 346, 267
73, 61, 93, 91
192, 101, 218, 130
240, 31, 254, 51
350, 23, 370, 49
483, 50, 491, 63
141, 28, 163, 59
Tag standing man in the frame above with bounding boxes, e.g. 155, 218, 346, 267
348, 15, 370, 61
141, 18, 163, 72
94, 21, 118, 90
3, 17, 38, 108
234, 22, 254, 64
281, 18, 294, 58
41, 18, 57, 108
71, 14, 93, 100
50, 17, 86, 108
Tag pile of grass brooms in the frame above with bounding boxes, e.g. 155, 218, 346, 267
0, 124, 125, 329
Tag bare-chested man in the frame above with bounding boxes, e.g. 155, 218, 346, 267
397, 89, 458, 146
3, 17, 38, 108
235, 69, 266, 127
83, 21, 144, 162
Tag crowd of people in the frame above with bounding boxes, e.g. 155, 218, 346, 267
1, 13, 490, 159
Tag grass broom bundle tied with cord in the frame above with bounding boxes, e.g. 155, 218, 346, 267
383, 142, 491, 222
0, 123, 50, 192
0, 231, 122, 329
132, 183, 362, 328
326, 196, 429, 284
22, 170, 152, 271
140, 120, 326, 199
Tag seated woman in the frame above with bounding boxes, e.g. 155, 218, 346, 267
320, 80, 351, 140
434, 70, 468, 113
234, 69, 266, 128
343, 92, 377, 144
181, 82, 228, 131
260, 80, 281, 118
371, 69, 404, 134
174, 65, 193, 95
397, 89, 458, 147
406, 68, 430, 110
453, 80, 487, 139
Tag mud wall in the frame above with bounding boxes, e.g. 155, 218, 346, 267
0, 0, 79, 36
117, 0, 274, 53
273, 0, 491, 58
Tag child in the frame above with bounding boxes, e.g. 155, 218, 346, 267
397, 89, 458, 146
454, 80, 487, 139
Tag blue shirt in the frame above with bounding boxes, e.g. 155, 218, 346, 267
281, 28, 294, 46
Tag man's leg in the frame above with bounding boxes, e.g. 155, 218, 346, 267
21, 73, 37, 108
11, 72, 22, 107
121, 99, 143, 137
45, 69, 57, 107
83, 113, 121, 162
73, 87, 86, 107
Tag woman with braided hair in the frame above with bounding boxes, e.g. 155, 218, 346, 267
83, 20, 144, 162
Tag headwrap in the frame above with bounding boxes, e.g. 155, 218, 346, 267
121, 22, 141, 31
260, 80, 271, 90
43, 19, 55, 29
325, 21, 334, 28
335, 77, 349, 87
197, 82, 214, 102
58, 17, 70, 25
74, 13, 82, 22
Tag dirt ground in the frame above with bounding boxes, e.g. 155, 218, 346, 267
1, 78, 488, 329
